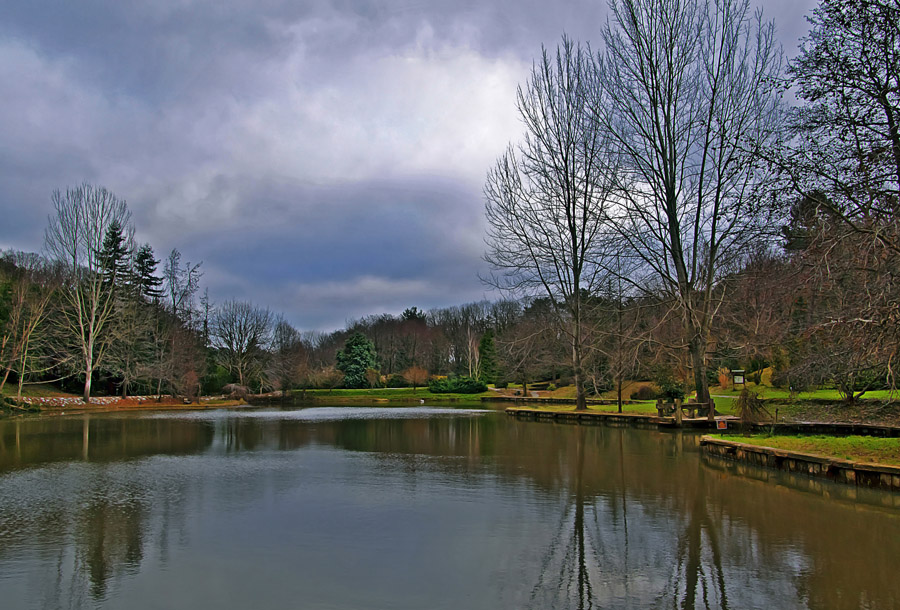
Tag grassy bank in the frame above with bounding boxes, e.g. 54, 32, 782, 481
715, 434, 900, 466
292, 387, 493, 406
504, 401, 669, 415
502, 400, 735, 417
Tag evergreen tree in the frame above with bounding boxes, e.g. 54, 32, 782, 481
133, 243, 163, 300
98, 220, 131, 292
336, 332, 378, 388
478, 329, 498, 384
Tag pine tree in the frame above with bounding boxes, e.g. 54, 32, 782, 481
478, 330, 498, 384
133, 243, 163, 300
98, 220, 131, 292
336, 332, 378, 388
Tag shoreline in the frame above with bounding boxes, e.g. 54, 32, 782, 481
701, 435, 900, 493
7, 393, 900, 489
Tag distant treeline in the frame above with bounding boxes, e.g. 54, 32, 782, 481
2, 0, 898, 404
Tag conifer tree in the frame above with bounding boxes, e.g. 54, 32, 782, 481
478, 330, 498, 384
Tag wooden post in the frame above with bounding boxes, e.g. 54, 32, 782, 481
707, 397, 716, 422
674, 398, 683, 426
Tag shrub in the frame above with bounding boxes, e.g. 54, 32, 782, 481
735, 388, 770, 423
633, 385, 657, 401
547, 383, 557, 392
494, 380, 508, 389
428, 376, 488, 394
716, 367, 731, 389
654, 369, 685, 401
771, 369, 812, 392
749, 371, 762, 385
386, 374, 408, 388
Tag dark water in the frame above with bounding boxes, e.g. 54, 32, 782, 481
0, 407, 898, 610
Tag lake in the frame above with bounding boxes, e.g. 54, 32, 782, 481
0, 406, 898, 609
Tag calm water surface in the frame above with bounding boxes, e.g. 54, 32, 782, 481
0, 406, 898, 609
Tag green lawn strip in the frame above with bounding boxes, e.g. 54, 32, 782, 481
297, 387, 493, 406
299, 388, 433, 398
1, 383, 79, 399
711, 385, 897, 402
504, 400, 736, 417
505, 401, 663, 416
715, 434, 900, 466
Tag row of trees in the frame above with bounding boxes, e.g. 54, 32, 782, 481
484, 0, 900, 409
2, 0, 896, 406
1, 184, 297, 402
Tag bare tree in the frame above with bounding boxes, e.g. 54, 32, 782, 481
402, 365, 429, 391
485, 37, 619, 410
778, 0, 900, 237
44, 184, 133, 402
212, 299, 272, 388
163, 249, 202, 321
771, 0, 900, 392
588, 272, 644, 412
0, 251, 62, 400
596, 0, 784, 410
269, 316, 306, 396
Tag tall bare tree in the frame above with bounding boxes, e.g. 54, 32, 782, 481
163, 249, 202, 321
44, 184, 133, 402
0, 251, 61, 400
485, 37, 619, 410
780, 0, 900, 235
773, 0, 900, 391
212, 299, 272, 388
269, 316, 306, 395
597, 0, 784, 410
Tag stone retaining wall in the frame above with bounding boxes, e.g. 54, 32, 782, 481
700, 436, 900, 492
505, 407, 731, 429
15, 395, 222, 408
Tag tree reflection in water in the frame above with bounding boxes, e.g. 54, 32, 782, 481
0, 411, 898, 609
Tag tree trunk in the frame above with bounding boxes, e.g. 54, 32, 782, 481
83, 370, 92, 403
688, 334, 711, 419
83, 340, 94, 403
573, 317, 587, 412
616, 369, 623, 414
0, 368, 10, 396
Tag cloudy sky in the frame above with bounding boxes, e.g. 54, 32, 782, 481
0, 0, 818, 331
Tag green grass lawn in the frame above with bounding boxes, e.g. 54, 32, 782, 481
1, 382, 78, 399
503, 397, 737, 417
711, 384, 897, 402
296, 387, 494, 405
715, 434, 900, 466
298, 387, 433, 397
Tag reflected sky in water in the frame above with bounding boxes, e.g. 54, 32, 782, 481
0, 407, 898, 609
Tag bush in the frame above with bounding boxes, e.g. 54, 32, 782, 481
654, 369, 685, 401
428, 376, 488, 394
494, 380, 508, 389
749, 371, 762, 385
547, 383, 557, 392
771, 369, 812, 392
735, 388, 769, 423
716, 367, 731, 389
386, 374, 408, 388
633, 385, 657, 401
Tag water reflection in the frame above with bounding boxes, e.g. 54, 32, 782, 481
0, 409, 898, 609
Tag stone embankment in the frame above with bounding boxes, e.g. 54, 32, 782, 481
505, 407, 735, 429
701, 436, 900, 492
13, 395, 227, 408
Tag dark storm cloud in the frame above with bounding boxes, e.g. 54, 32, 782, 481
0, 0, 819, 330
